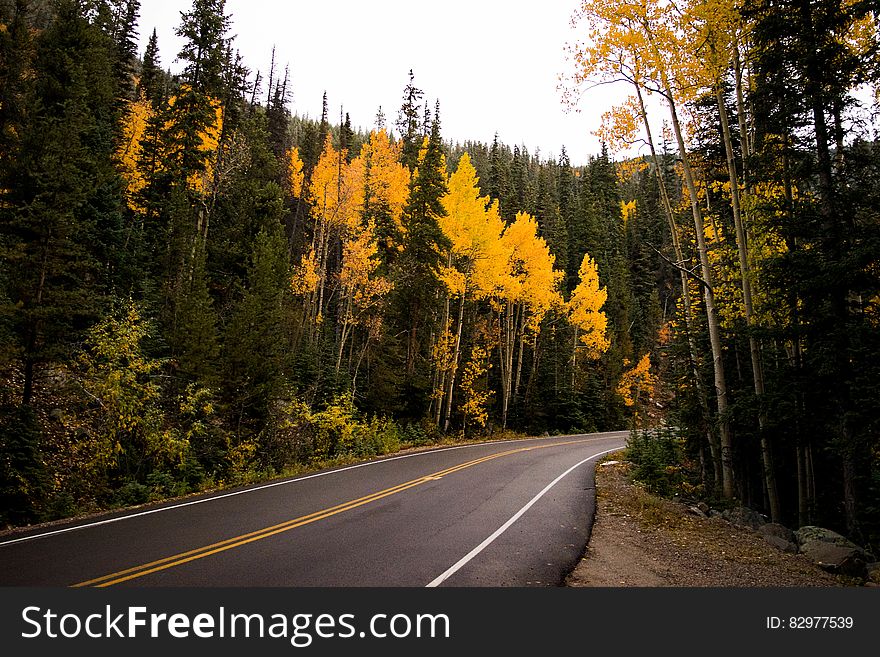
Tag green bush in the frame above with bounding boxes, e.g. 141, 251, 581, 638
625, 426, 688, 497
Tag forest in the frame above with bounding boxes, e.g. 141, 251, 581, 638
0, 0, 878, 555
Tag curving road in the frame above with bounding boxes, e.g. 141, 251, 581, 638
0, 431, 626, 587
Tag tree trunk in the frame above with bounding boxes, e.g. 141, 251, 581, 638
715, 85, 780, 522
443, 291, 466, 433
634, 83, 722, 492
663, 78, 735, 500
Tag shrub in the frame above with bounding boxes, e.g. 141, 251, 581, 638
625, 426, 688, 497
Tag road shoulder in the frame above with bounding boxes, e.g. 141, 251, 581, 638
566, 460, 848, 587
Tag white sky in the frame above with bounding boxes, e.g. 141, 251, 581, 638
137, 0, 623, 165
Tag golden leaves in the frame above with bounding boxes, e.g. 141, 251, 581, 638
439, 153, 509, 300
361, 128, 410, 238
308, 134, 364, 231
290, 248, 320, 296
339, 220, 393, 311
617, 353, 655, 406
569, 253, 610, 358
117, 96, 153, 212
595, 96, 641, 155
500, 211, 565, 330
286, 146, 304, 198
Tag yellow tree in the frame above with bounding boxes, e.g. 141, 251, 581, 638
568, 253, 610, 380
617, 353, 656, 410
304, 134, 364, 338
495, 211, 564, 428
360, 129, 410, 260
336, 220, 393, 378
285, 146, 304, 198
434, 153, 508, 430
118, 96, 153, 214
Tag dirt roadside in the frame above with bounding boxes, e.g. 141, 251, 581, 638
566, 459, 851, 587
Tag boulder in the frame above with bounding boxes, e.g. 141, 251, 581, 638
794, 526, 863, 551
722, 506, 768, 529
759, 523, 796, 543
799, 540, 867, 578
867, 562, 880, 585
762, 535, 798, 554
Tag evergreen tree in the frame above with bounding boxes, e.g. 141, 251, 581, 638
0, 0, 125, 405
396, 69, 424, 171
389, 103, 449, 419
137, 27, 165, 106
224, 226, 291, 443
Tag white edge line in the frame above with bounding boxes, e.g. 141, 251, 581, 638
0, 433, 626, 548
425, 445, 622, 587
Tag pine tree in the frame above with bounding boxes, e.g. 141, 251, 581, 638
389, 105, 449, 419
137, 27, 166, 106
224, 226, 291, 439
396, 69, 424, 171
0, 0, 125, 405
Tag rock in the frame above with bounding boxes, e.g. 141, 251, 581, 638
722, 506, 768, 529
696, 502, 710, 514
709, 510, 723, 519
799, 540, 867, 578
600, 460, 621, 467
762, 535, 798, 554
794, 527, 869, 578
759, 523, 796, 543
794, 526, 863, 551
867, 562, 880, 585
687, 506, 707, 518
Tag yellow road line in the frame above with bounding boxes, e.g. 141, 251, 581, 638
73, 437, 595, 587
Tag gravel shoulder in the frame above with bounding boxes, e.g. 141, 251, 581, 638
566, 459, 849, 587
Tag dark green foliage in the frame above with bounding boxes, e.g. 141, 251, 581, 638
223, 226, 291, 436
0, 405, 47, 525
396, 69, 424, 171
626, 427, 690, 498
0, 0, 125, 405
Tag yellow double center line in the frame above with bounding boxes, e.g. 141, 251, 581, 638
73, 438, 593, 587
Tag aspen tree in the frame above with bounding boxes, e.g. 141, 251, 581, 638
570, 0, 736, 499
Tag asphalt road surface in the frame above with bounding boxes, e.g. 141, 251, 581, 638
0, 431, 626, 587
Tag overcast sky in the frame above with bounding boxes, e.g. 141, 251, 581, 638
137, 0, 622, 165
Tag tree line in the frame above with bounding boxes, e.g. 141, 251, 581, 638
0, 0, 659, 526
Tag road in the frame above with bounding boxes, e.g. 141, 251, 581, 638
0, 431, 626, 587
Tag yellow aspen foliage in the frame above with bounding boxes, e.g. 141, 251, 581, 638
500, 211, 564, 330
339, 221, 393, 308
595, 96, 641, 155
439, 153, 509, 299
335, 218, 393, 372
117, 96, 153, 212
308, 134, 364, 230
361, 129, 410, 238
460, 343, 493, 431
290, 247, 320, 295
308, 134, 344, 224
569, 253, 611, 358
286, 146, 304, 198
617, 353, 656, 407
620, 199, 637, 223
431, 320, 456, 403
